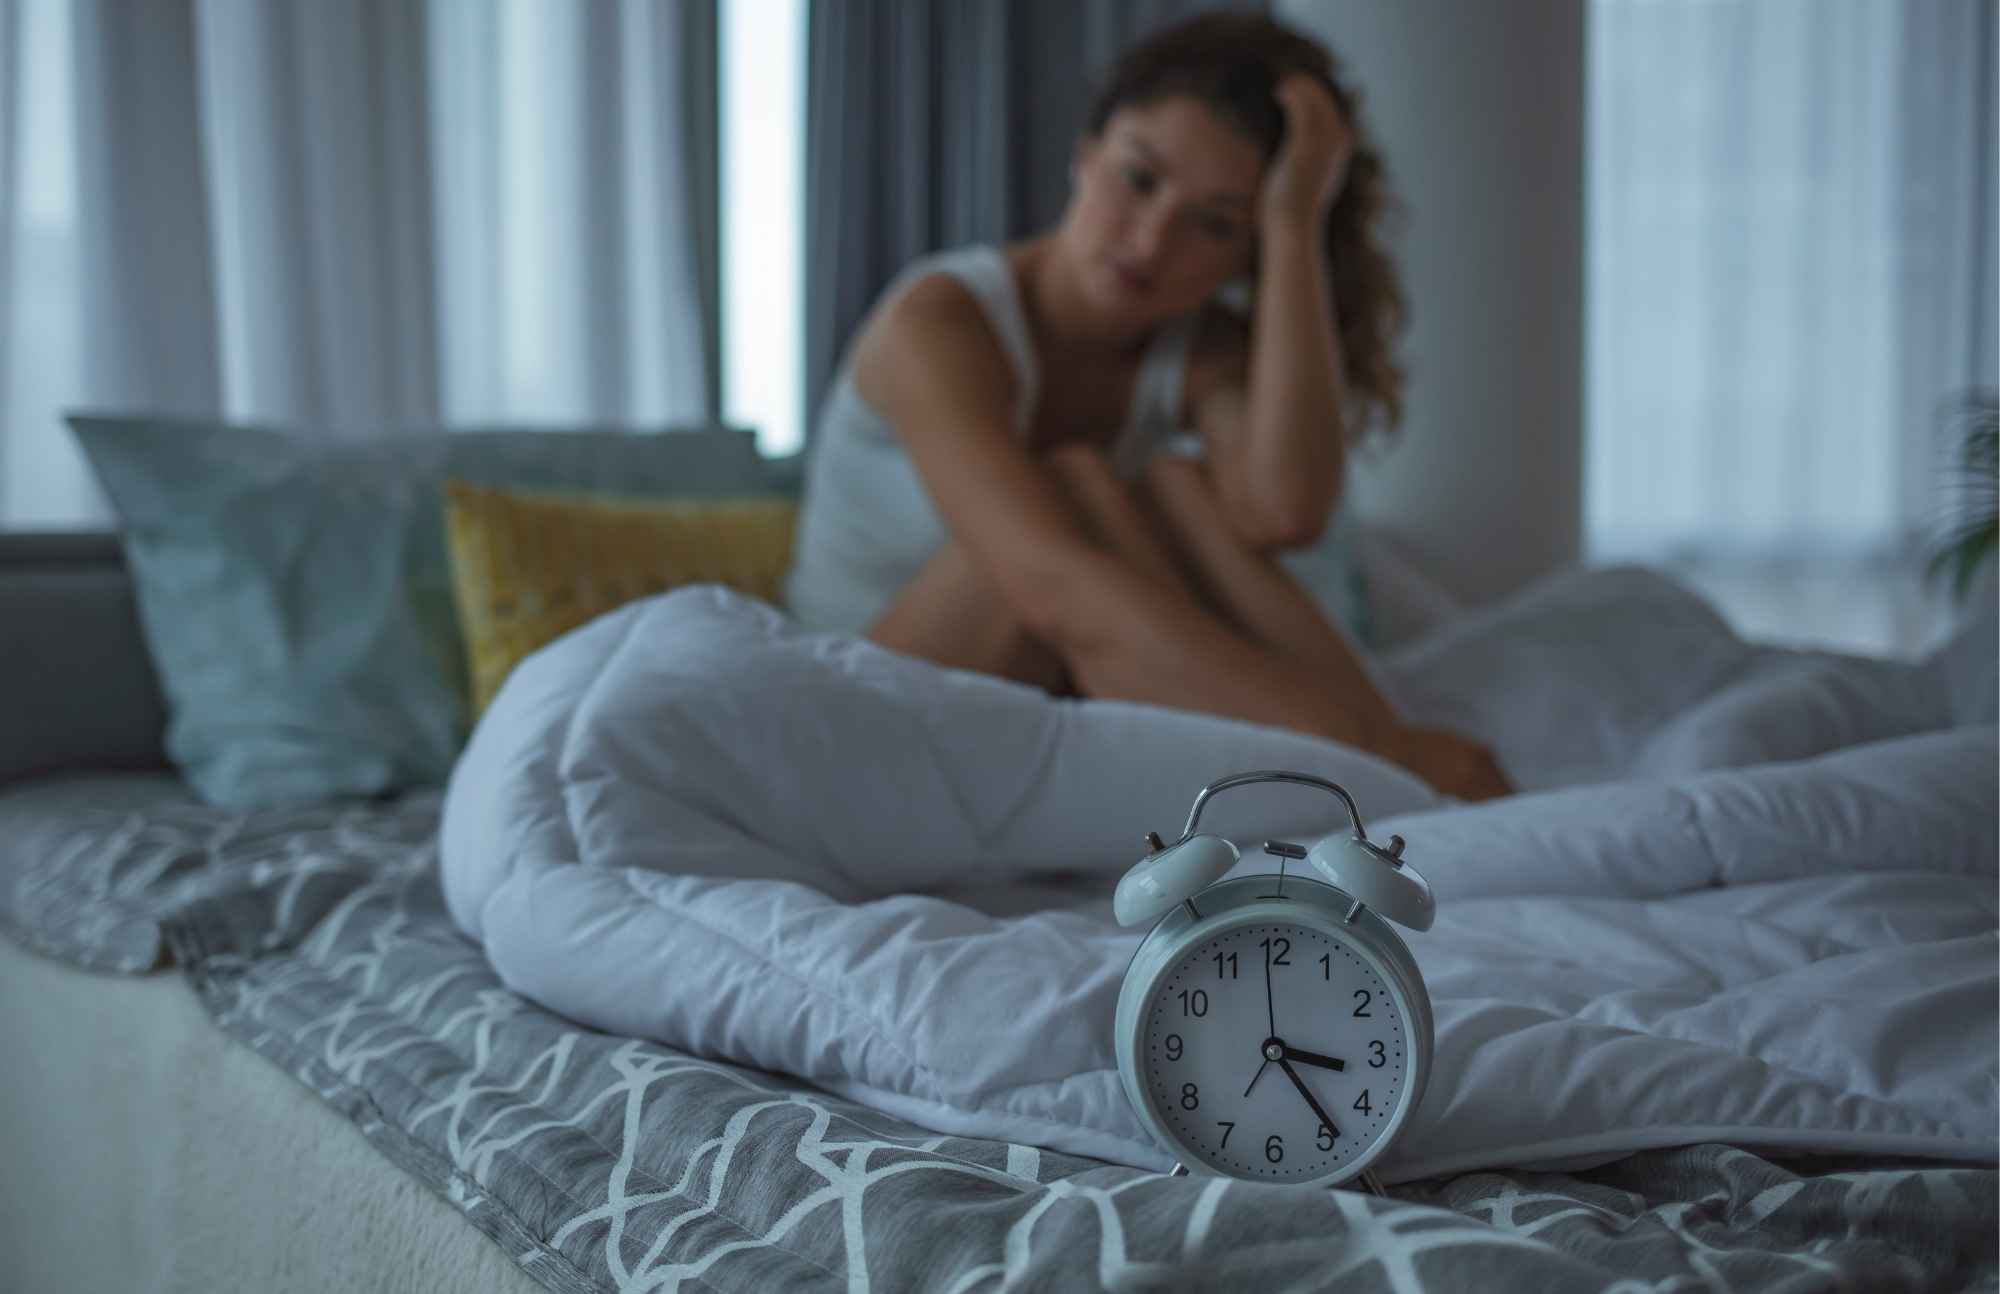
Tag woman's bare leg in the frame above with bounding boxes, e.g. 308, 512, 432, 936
1139, 455, 1398, 731
1137, 455, 1509, 800
1016, 447, 1399, 749
864, 443, 1507, 798
863, 443, 1201, 695
1039, 443, 1210, 601
866, 541, 1072, 693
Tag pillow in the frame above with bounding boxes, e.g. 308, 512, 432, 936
68, 413, 777, 809
442, 483, 798, 715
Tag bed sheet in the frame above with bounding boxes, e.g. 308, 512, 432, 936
5, 763, 1995, 1291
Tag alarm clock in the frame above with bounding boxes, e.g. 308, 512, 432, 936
1112, 770, 1436, 1193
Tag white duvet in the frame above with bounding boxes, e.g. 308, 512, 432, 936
440, 568, 1999, 1182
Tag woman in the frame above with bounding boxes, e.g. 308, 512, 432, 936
786, 13, 1509, 802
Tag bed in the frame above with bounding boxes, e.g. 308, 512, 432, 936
4, 517, 1995, 1293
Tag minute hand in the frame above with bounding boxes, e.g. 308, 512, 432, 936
1281, 1045, 1346, 1073
1277, 1058, 1341, 1140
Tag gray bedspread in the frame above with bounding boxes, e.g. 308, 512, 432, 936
4, 775, 1995, 1293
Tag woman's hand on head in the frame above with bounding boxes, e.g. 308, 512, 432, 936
1262, 74, 1354, 236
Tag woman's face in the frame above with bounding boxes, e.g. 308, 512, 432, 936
1064, 95, 1265, 326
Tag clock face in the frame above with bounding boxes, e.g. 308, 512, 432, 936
1140, 918, 1411, 1182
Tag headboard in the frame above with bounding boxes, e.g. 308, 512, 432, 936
0, 532, 170, 785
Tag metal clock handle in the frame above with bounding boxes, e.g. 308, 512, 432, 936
1171, 770, 1370, 848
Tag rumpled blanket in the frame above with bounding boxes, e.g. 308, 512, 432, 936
441, 568, 1997, 1182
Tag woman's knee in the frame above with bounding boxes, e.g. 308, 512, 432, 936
1141, 455, 1240, 555
1041, 441, 1120, 500
1040, 442, 1133, 543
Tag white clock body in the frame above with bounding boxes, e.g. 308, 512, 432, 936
1114, 873, 1434, 1186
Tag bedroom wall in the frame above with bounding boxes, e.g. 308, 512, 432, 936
1278, 0, 1587, 607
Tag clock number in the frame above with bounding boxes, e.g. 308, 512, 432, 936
1179, 989, 1209, 1018
1214, 951, 1237, 980
1318, 953, 1331, 981
1353, 989, 1373, 1018
1260, 937, 1291, 967
1181, 1083, 1199, 1110
1316, 1123, 1335, 1151
1353, 1089, 1372, 1116
1369, 1039, 1386, 1068
1165, 1034, 1184, 1062
1216, 1121, 1235, 1148
1264, 1134, 1284, 1164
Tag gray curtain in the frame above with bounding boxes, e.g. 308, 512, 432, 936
803, 0, 1267, 442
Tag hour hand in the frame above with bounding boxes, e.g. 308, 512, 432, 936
1281, 1045, 1346, 1073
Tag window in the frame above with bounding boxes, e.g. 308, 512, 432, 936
720, 0, 809, 459
3, 0, 89, 527
1585, 0, 1993, 652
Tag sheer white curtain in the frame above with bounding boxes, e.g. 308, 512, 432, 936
426, 0, 716, 427
0, 0, 220, 528
1586, 0, 1997, 564
0, 0, 717, 530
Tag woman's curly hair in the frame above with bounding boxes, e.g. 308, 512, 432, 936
1085, 12, 1409, 440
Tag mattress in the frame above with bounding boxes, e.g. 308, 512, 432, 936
0, 920, 545, 1294
3, 772, 1994, 1292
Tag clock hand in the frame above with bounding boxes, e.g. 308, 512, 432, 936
1277, 1057, 1341, 1141
1280, 1045, 1346, 1073
1245, 1037, 1285, 1097
1264, 942, 1277, 1039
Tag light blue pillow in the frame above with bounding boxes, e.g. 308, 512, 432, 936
69, 414, 777, 809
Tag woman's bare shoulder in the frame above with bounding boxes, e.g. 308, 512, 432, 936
851, 271, 1016, 420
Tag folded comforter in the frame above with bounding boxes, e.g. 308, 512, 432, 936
441, 568, 1997, 1182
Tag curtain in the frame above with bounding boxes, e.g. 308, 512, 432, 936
0, 0, 719, 530
802, 0, 1266, 441
2, 0, 222, 526
1586, 0, 1998, 563
197, 0, 432, 435
427, 0, 719, 428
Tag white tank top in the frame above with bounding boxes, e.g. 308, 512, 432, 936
785, 245, 1199, 635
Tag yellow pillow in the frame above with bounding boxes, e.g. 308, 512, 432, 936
443, 481, 798, 717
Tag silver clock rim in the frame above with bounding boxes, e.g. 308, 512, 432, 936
1118, 879, 1431, 1189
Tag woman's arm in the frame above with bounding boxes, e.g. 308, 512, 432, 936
1203, 76, 1356, 550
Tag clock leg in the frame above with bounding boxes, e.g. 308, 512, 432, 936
1170, 1163, 1189, 1177
1358, 1168, 1387, 1197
